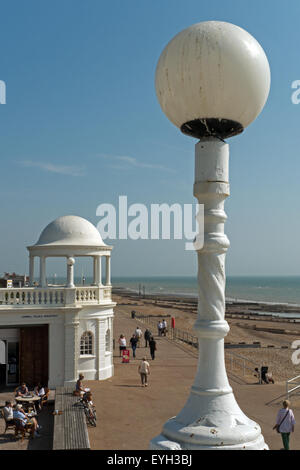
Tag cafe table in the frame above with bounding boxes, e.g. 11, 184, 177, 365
15, 395, 40, 413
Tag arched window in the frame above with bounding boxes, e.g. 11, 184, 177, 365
80, 331, 93, 355
105, 329, 111, 352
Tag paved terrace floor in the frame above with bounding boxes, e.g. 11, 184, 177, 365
87, 309, 300, 451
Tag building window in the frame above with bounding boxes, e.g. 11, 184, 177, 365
80, 331, 93, 355
105, 329, 111, 352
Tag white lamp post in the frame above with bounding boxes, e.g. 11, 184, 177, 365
67, 256, 75, 288
150, 21, 270, 451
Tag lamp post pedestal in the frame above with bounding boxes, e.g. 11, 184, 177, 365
150, 138, 268, 450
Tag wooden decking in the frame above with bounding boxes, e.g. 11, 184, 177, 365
52, 386, 90, 450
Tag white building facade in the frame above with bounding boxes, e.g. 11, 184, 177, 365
0, 215, 115, 389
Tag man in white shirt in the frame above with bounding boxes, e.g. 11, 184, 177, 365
138, 357, 150, 387
3, 401, 14, 423
135, 327, 143, 347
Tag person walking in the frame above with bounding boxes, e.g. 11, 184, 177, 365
118, 334, 127, 357
130, 334, 138, 358
149, 336, 157, 360
162, 319, 167, 336
135, 326, 143, 347
273, 400, 296, 450
138, 357, 150, 387
144, 328, 152, 348
157, 321, 162, 337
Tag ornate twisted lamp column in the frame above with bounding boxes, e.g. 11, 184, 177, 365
151, 138, 268, 450
150, 20, 271, 450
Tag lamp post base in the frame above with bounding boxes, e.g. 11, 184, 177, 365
150, 433, 268, 450
150, 385, 268, 450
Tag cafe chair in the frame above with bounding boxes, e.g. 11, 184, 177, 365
1, 409, 15, 434
14, 419, 32, 441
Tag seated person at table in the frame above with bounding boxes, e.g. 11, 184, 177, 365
15, 383, 29, 397
34, 383, 45, 397
3, 401, 14, 424
74, 374, 85, 396
13, 404, 40, 437
34, 383, 45, 409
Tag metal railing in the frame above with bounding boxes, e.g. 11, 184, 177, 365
171, 327, 198, 347
286, 375, 300, 399
226, 352, 261, 377
136, 315, 198, 346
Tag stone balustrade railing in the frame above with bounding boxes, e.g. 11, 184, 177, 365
0, 285, 112, 307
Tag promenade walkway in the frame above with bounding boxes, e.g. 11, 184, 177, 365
87, 309, 300, 450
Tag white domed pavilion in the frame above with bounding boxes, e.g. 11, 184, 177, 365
28, 215, 112, 289
0, 215, 115, 388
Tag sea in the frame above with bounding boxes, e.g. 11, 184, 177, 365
50, 275, 300, 306
110, 276, 300, 306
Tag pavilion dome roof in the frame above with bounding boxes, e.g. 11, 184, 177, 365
34, 215, 106, 247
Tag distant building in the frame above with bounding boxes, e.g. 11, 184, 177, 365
0, 273, 29, 288
0, 215, 115, 389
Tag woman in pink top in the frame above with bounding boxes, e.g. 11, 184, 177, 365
274, 400, 296, 450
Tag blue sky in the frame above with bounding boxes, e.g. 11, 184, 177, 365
0, 0, 300, 278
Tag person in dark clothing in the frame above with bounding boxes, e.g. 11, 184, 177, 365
144, 328, 152, 348
149, 336, 157, 360
130, 334, 138, 358
261, 366, 269, 384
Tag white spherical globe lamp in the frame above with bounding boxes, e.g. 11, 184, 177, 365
155, 21, 270, 139
67, 257, 75, 266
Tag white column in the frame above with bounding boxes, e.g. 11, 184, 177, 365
29, 255, 34, 286
96, 318, 102, 379
93, 257, 97, 285
150, 139, 267, 450
67, 257, 75, 288
39, 256, 47, 287
64, 311, 79, 384
96, 256, 102, 286
105, 256, 111, 286
48, 322, 65, 387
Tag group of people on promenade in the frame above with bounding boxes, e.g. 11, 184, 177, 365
117, 320, 170, 388
118, 326, 157, 361
255, 366, 275, 384
157, 319, 168, 337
